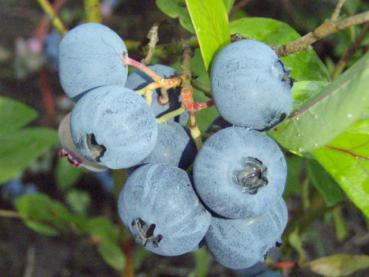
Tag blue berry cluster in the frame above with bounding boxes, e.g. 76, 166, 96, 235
57, 23, 292, 270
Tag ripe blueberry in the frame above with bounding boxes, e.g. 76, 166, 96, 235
211, 39, 292, 131
59, 23, 128, 99
193, 127, 287, 219
205, 198, 288, 269
141, 122, 196, 169
118, 163, 211, 256
70, 85, 158, 169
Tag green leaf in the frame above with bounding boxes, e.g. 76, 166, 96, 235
0, 96, 37, 135
66, 189, 90, 215
292, 81, 330, 110
156, 0, 194, 33
55, 158, 83, 191
307, 160, 343, 207
98, 241, 125, 271
332, 207, 348, 241
284, 155, 304, 197
309, 254, 369, 277
313, 119, 369, 217
229, 17, 329, 81
133, 248, 151, 269
185, 0, 230, 70
85, 217, 120, 244
288, 229, 307, 264
223, 0, 235, 12
271, 51, 369, 153
85, 217, 124, 271
193, 89, 219, 133
191, 49, 211, 93
16, 194, 76, 234
0, 128, 58, 184
25, 220, 60, 236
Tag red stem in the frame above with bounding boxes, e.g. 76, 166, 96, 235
194, 99, 214, 111
39, 68, 56, 125
272, 260, 297, 276
122, 239, 135, 277
124, 56, 162, 82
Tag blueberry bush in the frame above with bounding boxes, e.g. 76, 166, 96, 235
2, 0, 369, 276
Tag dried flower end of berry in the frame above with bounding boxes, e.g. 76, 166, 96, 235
86, 133, 106, 162
58, 113, 107, 172
131, 218, 163, 248
233, 157, 268, 194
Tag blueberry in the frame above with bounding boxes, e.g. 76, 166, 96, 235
205, 198, 288, 270
1, 178, 38, 200
126, 64, 188, 125
44, 29, 61, 69
70, 85, 158, 169
211, 39, 292, 131
141, 122, 196, 169
59, 23, 128, 99
193, 127, 287, 219
118, 163, 211, 256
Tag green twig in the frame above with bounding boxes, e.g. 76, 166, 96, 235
156, 107, 186, 123
37, 0, 67, 35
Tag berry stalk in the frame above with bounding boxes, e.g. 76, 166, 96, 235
180, 46, 202, 149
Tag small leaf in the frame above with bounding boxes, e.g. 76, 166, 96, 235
272, 51, 369, 153
85, 217, 120, 244
0, 96, 37, 135
309, 254, 369, 277
332, 207, 347, 241
16, 193, 76, 234
229, 17, 329, 81
288, 229, 307, 265
133, 248, 151, 269
66, 189, 90, 215
55, 158, 83, 191
0, 128, 58, 184
185, 0, 230, 70
24, 220, 59, 236
307, 160, 343, 207
313, 119, 369, 217
98, 241, 126, 271
156, 0, 194, 33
